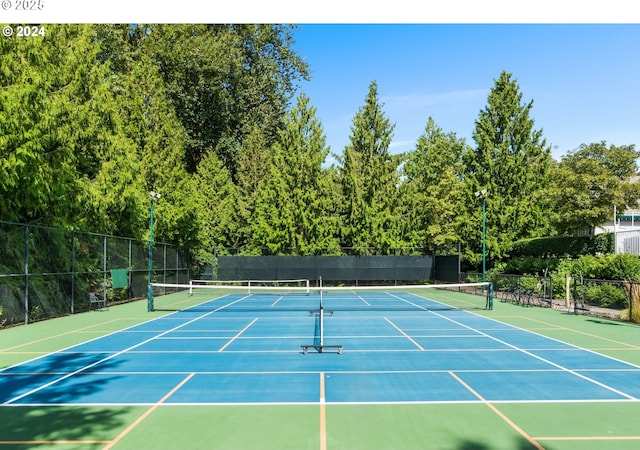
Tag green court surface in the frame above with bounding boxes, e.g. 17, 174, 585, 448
1, 293, 640, 450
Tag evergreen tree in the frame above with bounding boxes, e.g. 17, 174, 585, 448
462, 71, 552, 264
0, 25, 145, 236
113, 53, 196, 245
251, 94, 340, 255
193, 150, 239, 263
337, 81, 402, 254
234, 124, 273, 253
402, 118, 468, 251
95, 24, 150, 74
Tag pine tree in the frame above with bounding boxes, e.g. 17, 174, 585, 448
0, 25, 144, 236
251, 94, 340, 255
462, 71, 552, 263
337, 81, 402, 254
234, 124, 273, 253
113, 52, 196, 244
193, 150, 238, 263
402, 118, 467, 251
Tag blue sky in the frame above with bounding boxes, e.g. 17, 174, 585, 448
291, 24, 640, 162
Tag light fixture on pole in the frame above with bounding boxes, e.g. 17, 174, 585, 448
474, 189, 487, 283
147, 191, 161, 312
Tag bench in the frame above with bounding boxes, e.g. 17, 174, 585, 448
88, 292, 108, 310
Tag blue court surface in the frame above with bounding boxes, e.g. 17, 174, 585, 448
1, 291, 639, 407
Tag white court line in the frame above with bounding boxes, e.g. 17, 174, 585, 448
5, 368, 599, 376
356, 293, 371, 306
424, 308, 638, 400
386, 292, 429, 310
384, 317, 425, 350
218, 318, 258, 351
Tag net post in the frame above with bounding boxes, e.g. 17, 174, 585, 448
488, 282, 494, 310
319, 307, 324, 349
318, 275, 324, 350
319, 276, 323, 309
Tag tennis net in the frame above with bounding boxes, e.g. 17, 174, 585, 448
149, 280, 493, 312
188, 278, 310, 295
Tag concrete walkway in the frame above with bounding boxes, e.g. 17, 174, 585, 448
549, 299, 622, 320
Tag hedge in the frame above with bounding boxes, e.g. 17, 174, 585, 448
509, 233, 614, 258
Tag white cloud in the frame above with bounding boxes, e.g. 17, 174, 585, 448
389, 139, 415, 151
382, 89, 487, 112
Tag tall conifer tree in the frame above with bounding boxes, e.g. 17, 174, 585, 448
251, 94, 340, 254
402, 118, 467, 251
234, 124, 272, 253
462, 71, 551, 263
193, 150, 238, 262
338, 81, 402, 254
0, 25, 144, 235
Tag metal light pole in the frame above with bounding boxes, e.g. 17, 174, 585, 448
474, 189, 488, 283
148, 191, 161, 312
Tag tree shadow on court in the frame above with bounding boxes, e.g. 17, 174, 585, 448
586, 318, 625, 326
0, 351, 141, 444
0, 404, 142, 444
455, 437, 555, 450
1, 350, 124, 404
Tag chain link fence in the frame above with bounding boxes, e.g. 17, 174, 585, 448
569, 276, 638, 320
0, 221, 191, 326
462, 271, 639, 322
462, 272, 554, 307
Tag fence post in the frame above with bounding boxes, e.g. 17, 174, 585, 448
565, 274, 571, 309
163, 243, 167, 286
103, 235, 107, 303
128, 238, 132, 301
564, 274, 571, 311
71, 231, 75, 314
631, 281, 635, 321
24, 224, 29, 325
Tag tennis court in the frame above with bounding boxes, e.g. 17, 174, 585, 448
1, 281, 640, 449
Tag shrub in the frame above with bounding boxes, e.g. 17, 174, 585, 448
583, 283, 627, 308
566, 254, 640, 281
518, 275, 540, 291
503, 256, 559, 275
601, 254, 640, 281
509, 234, 614, 258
